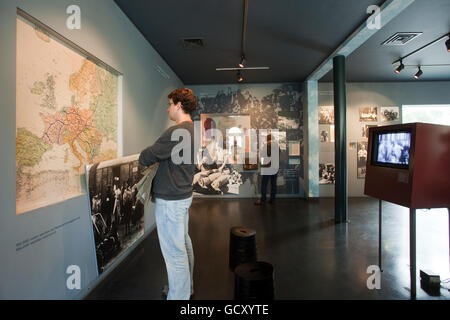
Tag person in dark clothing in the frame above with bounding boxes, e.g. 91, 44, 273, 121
255, 134, 280, 205
139, 88, 197, 300
122, 185, 133, 236
102, 186, 114, 231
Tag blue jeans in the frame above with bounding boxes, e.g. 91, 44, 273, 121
155, 196, 194, 300
261, 174, 277, 203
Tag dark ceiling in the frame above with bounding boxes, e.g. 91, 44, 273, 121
114, 0, 450, 84
322, 0, 450, 82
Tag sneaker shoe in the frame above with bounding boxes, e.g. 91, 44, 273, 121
161, 285, 169, 300
161, 284, 195, 299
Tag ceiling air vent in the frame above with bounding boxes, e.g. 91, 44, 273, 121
181, 38, 205, 50
381, 32, 422, 46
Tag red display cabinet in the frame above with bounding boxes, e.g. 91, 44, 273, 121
364, 122, 450, 209
364, 122, 450, 298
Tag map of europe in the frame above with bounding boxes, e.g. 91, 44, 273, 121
16, 16, 119, 214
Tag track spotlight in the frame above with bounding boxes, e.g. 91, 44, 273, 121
238, 55, 246, 68
414, 66, 423, 79
446, 35, 450, 52
237, 70, 243, 82
395, 60, 404, 74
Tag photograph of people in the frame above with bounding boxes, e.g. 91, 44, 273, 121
193, 138, 236, 195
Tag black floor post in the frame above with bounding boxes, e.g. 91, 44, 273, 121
379, 199, 382, 271
333, 55, 348, 223
410, 208, 416, 298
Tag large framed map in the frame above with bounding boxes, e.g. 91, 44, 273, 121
16, 11, 121, 214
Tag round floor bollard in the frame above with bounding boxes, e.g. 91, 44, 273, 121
229, 226, 257, 271
234, 261, 274, 300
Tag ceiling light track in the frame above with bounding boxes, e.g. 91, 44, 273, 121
392, 32, 450, 65
394, 64, 450, 79
241, 0, 248, 59
216, 67, 270, 71
403, 64, 450, 68
215, 0, 269, 82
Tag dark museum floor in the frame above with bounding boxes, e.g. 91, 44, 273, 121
85, 197, 450, 300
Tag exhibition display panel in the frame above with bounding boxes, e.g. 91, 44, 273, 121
365, 122, 450, 298
365, 122, 450, 209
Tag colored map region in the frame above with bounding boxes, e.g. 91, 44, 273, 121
16, 16, 119, 214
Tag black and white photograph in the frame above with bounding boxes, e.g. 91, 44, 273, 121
86, 154, 146, 274
357, 141, 368, 179
319, 106, 334, 124
260, 130, 287, 151
320, 127, 330, 142
380, 106, 400, 122
193, 143, 243, 195
362, 124, 377, 139
192, 84, 303, 197
376, 132, 411, 165
278, 114, 300, 130
319, 163, 335, 184
359, 107, 378, 122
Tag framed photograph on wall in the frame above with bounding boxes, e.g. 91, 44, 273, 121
380, 106, 400, 122
362, 124, 377, 139
359, 107, 378, 122
357, 141, 368, 179
320, 127, 330, 142
288, 141, 300, 156
319, 106, 334, 124
319, 163, 335, 184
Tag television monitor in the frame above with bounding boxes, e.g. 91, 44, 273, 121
370, 130, 411, 169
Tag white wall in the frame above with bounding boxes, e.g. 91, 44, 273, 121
0, 0, 182, 299
318, 81, 450, 197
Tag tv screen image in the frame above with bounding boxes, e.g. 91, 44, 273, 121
375, 131, 411, 166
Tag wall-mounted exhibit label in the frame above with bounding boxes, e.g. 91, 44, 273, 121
15, 217, 80, 251
16, 15, 119, 214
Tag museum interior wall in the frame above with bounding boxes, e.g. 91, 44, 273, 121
0, 0, 182, 299
188, 83, 305, 199
2, 1, 449, 301
318, 81, 450, 197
